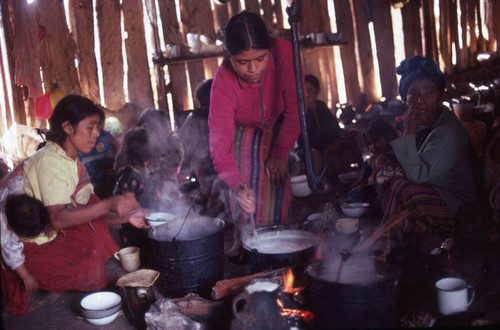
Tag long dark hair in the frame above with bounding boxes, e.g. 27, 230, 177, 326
223, 11, 271, 56
39, 95, 104, 148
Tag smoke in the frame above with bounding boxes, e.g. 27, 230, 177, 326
315, 253, 378, 285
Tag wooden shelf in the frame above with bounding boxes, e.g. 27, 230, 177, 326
153, 41, 347, 66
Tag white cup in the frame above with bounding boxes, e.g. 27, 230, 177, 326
114, 246, 140, 272
335, 217, 359, 234
186, 33, 201, 53
435, 277, 475, 315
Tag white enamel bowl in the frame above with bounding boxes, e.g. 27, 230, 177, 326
79, 291, 122, 325
291, 175, 312, 198
145, 212, 176, 227
340, 202, 370, 217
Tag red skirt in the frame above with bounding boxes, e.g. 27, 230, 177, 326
1, 195, 118, 314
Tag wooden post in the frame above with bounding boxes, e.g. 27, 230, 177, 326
467, 0, 478, 67
422, 0, 439, 61
439, 0, 452, 72
122, 0, 154, 110
494, 0, 500, 52
457, 0, 469, 70
371, 0, 397, 100
68, 0, 100, 105
333, 0, 361, 108
401, 0, 423, 58
213, 1, 229, 32
38, 0, 81, 96
158, 0, 189, 113
449, 0, 459, 74
0, 0, 26, 126
144, 0, 168, 112
274, 0, 284, 29
96, 0, 125, 110
179, 0, 215, 108
352, 0, 377, 104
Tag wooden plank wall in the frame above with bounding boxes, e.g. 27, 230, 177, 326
1, 0, 500, 138
96, 0, 125, 110
68, 0, 100, 104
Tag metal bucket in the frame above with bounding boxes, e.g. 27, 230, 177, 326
148, 217, 225, 298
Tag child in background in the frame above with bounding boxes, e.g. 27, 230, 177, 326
2, 194, 55, 294
348, 118, 399, 210
78, 123, 120, 199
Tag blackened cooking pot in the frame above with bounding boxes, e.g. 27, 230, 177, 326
148, 217, 225, 298
242, 226, 319, 273
307, 255, 400, 329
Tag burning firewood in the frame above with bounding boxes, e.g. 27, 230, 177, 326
211, 267, 287, 300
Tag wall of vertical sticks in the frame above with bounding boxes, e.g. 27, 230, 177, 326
0, 0, 499, 141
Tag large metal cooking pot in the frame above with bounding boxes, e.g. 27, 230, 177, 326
307, 255, 400, 329
148, 217, 225, 298
242, 226, 319, 273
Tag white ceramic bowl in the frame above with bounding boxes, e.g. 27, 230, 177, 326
145, 212, 176, 227
306, 212, 322, 222
340, 202, 370, 217
80, 291, 122, 321
291, 175, 312, 198
338, 171, 361, 185
303, 212, 322, 232
85, 310, 120, 326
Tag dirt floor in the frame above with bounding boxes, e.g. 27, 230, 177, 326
2, 184, 500, 329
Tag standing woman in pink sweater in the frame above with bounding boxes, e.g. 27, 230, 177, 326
208, 11, 302, 258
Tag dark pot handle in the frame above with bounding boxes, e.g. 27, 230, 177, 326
232, 291, 250, 321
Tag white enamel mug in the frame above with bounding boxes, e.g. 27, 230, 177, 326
435, 277, 475, 315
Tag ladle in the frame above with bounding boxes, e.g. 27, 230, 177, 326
173, 191, 201, 241
335, 209, 409, 281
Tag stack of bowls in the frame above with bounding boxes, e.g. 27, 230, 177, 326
79, 291, 122, 325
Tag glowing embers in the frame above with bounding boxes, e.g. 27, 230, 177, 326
275, 268, 314, 329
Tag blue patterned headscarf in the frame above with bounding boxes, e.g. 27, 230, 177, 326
396, 56, 446, 101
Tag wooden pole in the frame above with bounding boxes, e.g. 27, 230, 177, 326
333, 0, 361, 108
371, 0, 398, 100
96, 0, 125, 110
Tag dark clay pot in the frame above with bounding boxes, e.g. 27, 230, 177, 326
230, 279, 288, 330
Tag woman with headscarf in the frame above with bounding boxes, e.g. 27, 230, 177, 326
208, 11, 302, 259
379, 56, 477, 235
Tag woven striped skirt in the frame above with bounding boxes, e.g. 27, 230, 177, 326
1, 195, 118, 314
230, 126, 291, 226
379, 177, 455, 234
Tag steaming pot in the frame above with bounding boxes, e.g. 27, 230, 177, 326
148, 217, 225, 298
307, 256, 400, 329
242, 226, 319, 273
